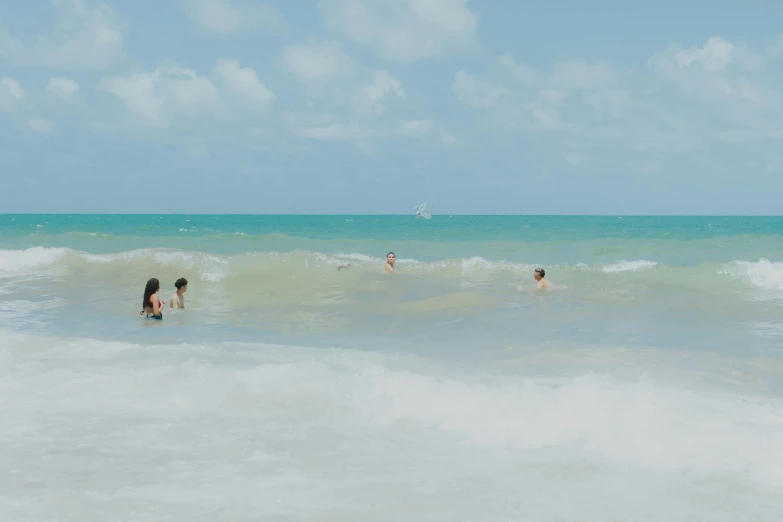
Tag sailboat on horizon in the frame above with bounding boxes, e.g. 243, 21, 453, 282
413, 202, 432, 219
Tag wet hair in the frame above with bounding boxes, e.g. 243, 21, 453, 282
143, 278, 160, 309
534, 268, 545, 278
387, 252, 396, 258
175, 277, 188, 290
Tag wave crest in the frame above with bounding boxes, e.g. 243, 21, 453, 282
728, 259, 783, 292
602, 260, 658, 273
1, 248, 781, 298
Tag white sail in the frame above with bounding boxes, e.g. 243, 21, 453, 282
414, 202, 432, 219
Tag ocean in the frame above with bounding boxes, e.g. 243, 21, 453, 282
2, 214, 783, 521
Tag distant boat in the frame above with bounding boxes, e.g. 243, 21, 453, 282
413, 202, 432, 219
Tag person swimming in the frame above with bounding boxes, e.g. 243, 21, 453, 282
140, 278, 165, 320
170, 277, 187, 309
534, 268, 552, 289
384, 252, 396, 272
337, 264, 352, 270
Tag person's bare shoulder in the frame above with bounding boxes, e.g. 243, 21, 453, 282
170, 294, 180, 308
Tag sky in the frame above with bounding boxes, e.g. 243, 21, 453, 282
1, 0, 782, 214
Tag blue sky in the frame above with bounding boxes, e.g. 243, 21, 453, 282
1, 0, 782, 214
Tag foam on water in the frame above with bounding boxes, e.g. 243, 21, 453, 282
0, 247, 69, 273
730, 259, 783, 292
1, 330, 782, 521
0, 247, 754, 277
602, 260, 659, 273
368, 371, 783, 485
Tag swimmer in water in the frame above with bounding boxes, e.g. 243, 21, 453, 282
384, 252, 396, 272
170, 277, 187, 309
140, 278, 165, 319
534, 268, 552, 289
337, 264, 352, 270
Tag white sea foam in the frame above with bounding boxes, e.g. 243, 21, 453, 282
458, 257, 537, 286
0, 247, 69, 273
366, 371, 783, 487
602, 260, 658, 273
0, 247, 779, 303
153, 251, 229, 282
82, 249, 153, 263
331, 252, 379, 263
1, 331, 782, 520
730, 259, 783, 292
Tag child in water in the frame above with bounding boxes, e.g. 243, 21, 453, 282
170, 277, 188, 308
140, 278, 165, 320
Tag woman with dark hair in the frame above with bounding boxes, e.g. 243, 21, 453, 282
141, 278, 165, 320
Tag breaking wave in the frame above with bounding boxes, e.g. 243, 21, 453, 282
0, 247, 781, 294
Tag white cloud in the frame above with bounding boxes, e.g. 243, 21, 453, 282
452, 67, 570, 131
649, 37, 775, 106
0, 77, 25, 112
98, 65, 217, 125
0, 0, 123, 70
668, 36, 735, 72
280, 40, 356, 83
98, 59, 274, 127
488, 54, 624, 131
300, 124, 372, 141
182, 0, 284, 35
399, 119, 436, 137
212, 59, 275, 109
318, 0, 478, 62
397, 120, 459, 147
352, 70, 405, 116
286, 76, 423, 143
454, 35, 783, 159
48, 76, 80, 99
285, 112, 377, 141
284, 66, 411, 139
647, 36, 782, 150
284, 111, 451, 146
28, 118, 54, 134
451, 70, 511, 109
282, 43, 448, 147
500, 54, 618, 90
98, 71, 167, 124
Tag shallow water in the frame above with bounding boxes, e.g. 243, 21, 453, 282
2, 215, 783, 520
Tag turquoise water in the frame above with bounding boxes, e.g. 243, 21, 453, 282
2, 215, 783, 521
4, 213, 783, 252
2, 214, 782, 353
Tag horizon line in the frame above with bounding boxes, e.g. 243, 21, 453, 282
2, 213, 783, 218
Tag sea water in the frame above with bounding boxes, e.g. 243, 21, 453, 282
1, 215, 783, 521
